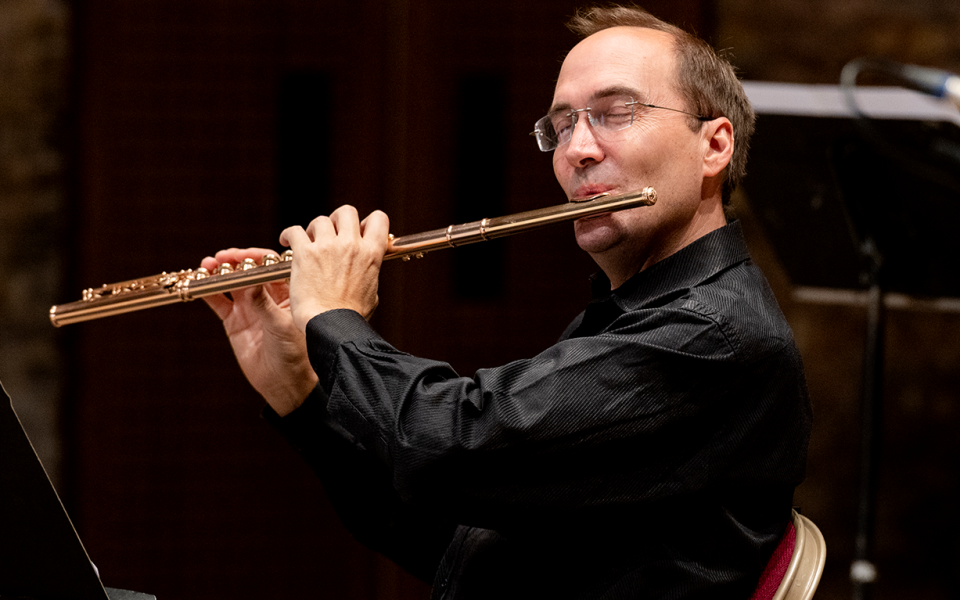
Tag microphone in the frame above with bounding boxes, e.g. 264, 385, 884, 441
871, 60, 960, 109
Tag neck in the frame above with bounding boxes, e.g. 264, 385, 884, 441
595, 199, 727, 290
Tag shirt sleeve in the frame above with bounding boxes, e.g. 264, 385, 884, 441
303, 306, 794, 529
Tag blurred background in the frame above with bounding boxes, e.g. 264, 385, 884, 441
2, 0, 959, 598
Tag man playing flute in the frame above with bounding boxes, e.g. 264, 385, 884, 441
203, 5, 812, 598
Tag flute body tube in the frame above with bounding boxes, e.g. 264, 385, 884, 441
49, 187, 657, 326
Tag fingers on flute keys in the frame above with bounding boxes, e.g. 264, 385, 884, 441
201, 248, 293, 276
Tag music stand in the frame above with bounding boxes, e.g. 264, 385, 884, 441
0, 382, 156, 600
741, 80, 960, 600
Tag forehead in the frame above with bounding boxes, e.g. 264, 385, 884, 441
552, 26, 679, 106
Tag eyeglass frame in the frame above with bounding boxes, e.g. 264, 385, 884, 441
530, 96, 716, 152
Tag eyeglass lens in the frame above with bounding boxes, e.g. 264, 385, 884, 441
533, 95, 636, 152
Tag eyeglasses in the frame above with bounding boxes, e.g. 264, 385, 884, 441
530, 95, 714, 152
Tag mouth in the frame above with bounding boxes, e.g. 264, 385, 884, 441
571, 184, 616, 202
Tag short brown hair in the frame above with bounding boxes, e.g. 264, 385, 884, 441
567, 4, 755, 204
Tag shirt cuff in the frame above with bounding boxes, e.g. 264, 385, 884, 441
262, 383, 330, 451
305, 308, 381, 394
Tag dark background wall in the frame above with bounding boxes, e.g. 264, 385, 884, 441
2, 1, 959, 599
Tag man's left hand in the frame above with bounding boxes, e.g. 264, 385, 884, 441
279, 205, 390, 332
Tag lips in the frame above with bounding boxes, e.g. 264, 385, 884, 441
572, 184, 616, 201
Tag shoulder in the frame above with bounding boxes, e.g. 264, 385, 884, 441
607, 258, 795, 365
679, 258, 796, 363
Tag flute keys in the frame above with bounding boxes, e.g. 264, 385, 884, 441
208, 254, 289, 277
158, 272, 180, 287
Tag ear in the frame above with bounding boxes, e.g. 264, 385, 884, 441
701, 117, 734, 179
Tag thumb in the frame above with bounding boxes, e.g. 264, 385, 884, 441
240, 284, 279, 316
203, 293, 234, 321
244, 285, 298, 335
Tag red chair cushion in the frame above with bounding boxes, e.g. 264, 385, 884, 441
750, 520, 797, 600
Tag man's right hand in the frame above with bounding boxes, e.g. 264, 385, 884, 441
202, 248, 318, 417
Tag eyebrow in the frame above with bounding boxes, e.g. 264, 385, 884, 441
548, 85, 645, 115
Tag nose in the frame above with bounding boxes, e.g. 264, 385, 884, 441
562, 115, 604, 167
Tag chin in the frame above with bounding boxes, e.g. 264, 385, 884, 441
574, 218, 621, 254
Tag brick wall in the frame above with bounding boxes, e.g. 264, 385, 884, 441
0, 0, 69, 487
718, 0, 960, 84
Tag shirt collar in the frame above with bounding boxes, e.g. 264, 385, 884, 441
589, 220, 752, 312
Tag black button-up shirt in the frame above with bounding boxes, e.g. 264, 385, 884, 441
269, 220, 812, 599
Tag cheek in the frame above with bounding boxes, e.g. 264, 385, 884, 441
552, 151, 566, 179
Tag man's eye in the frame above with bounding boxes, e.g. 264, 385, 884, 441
601, 110, 633, 125
551, 118, 573, 136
